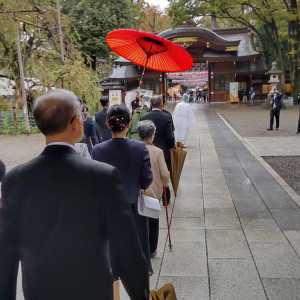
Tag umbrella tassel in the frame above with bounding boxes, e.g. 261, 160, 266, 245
164, 187, 173, 250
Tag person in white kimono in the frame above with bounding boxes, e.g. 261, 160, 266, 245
172, 93, 196, 147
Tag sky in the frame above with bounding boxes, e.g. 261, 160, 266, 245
145, 0, 170, 10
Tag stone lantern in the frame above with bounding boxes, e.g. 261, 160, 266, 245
267, 61, 282, 92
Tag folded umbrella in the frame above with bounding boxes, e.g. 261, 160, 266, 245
170, 142, 187, 197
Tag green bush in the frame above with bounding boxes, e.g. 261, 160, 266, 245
0, 96, 9, 111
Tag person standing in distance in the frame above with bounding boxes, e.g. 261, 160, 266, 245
95, 96, 112, 142
267, 87, 282, 131
0, 89, 149, 300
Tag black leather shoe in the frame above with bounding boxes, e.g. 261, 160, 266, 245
275, 128, 279, 130
296, 131, 300, 134
267, 128, 273, 131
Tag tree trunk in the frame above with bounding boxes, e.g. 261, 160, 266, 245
210, 12, 218, 29
288, 0, 300, 103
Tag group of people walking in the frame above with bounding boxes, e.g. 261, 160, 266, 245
0, 89, 197, 300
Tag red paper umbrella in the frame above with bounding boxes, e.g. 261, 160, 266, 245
106, 29, 193, 90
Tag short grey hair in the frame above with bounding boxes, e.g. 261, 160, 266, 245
182, 93, 189, 102
136, 120, 156, 141
150, 95, 163, 108
33, 89, 80, 135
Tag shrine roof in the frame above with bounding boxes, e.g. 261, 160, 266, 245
109, 65, 140, 80
212, 27, 259, 57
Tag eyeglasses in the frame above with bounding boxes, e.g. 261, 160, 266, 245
70, 113, 87, 124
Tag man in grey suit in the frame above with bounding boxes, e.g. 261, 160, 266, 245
0, 89, 149, 300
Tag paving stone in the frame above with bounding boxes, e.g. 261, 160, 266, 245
209, 258, 267, 300
229, 184, 263, 201
224, 174, 252, 186
233, 198, 272, 219
270, 208, 300, 230
180, 173, 202, 183
174, 196, 203, 208
249, 242, 300, 278
204, 193, 234, 209
218, 159, 242, 169
176, 184, 203, 198
246, 169, 275, 180
173, 206, 203, 218
233, 150, 257, 163
254, 180, 299, 209
171, 217, 204, 230
284, 231, 300, 257
202, 179, 228, 192
201, 162, 222, 170
205, 208, 241, 230
160, 241, 207, 277
201, 169, 225, 180
202, 176, 226, 184
207, 229, 251, 258
244, 230, 287, 243
235, 207, 272, 219
215, 150, 235, 159
158, 276, 209, 300
168, 229, 205, 242
221, 165, 246, 175
262, 278, 300, 300
240, 219, 280, 230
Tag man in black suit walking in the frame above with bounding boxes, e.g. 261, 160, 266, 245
95, 96, 112, 142
0, 89, 149, 300
141, 95, 175, 204
267, 87, 282, 131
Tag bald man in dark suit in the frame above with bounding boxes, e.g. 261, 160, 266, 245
0, 89, 149, 300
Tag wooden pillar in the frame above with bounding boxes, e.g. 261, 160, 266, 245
209, 62, 215, 102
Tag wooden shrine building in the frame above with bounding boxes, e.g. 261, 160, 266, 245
102, 21, 269, 103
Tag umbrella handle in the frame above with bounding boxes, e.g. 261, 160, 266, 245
138, 41, 154, 91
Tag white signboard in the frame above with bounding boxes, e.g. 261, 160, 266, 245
230, 82, 238, 100
109, 90, 122, 106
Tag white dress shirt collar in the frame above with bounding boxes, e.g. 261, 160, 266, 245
46, 142, 75, 150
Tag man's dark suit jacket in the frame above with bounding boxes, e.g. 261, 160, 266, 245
92, 138, 152, 204
141, 110, 175, 161
83, 116, 99, 153
95, 108, 112, 142
270, 92, 282, 111
0, 145, 149, 300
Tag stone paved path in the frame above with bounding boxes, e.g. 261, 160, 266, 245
141, 103, 300, 299
2, 103, 300, 299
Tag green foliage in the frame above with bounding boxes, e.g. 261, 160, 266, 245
0, 0, 100, 114
61, 0, 133, 59
0, 111, 39, 134
0, 96, 9, 111
169, 0, 300, 96
131, 0, 171, 32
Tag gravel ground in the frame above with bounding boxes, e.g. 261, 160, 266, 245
215, 102, 300, 196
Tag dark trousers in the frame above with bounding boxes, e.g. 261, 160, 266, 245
162, 159, 171, 203
270, 109, 281, 129
149, 217, 159, 253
